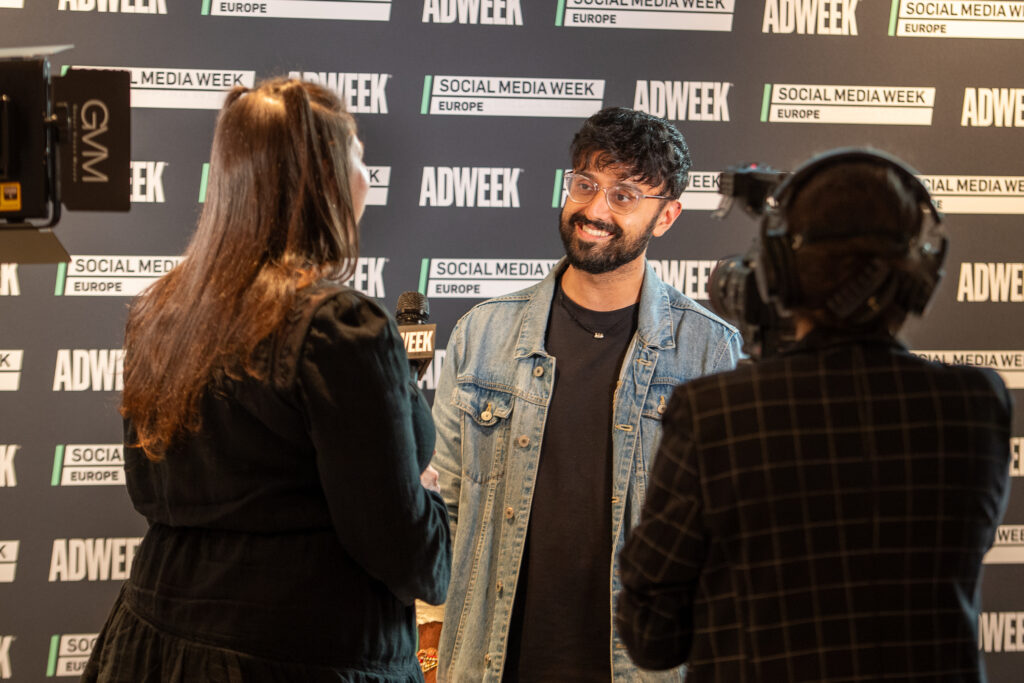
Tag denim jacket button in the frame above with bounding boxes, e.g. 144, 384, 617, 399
504, 506, 515, 519
517, 435, 530, 448
496, 580, 504, 593
533, 366, 544, 377
481, 409, 492, 421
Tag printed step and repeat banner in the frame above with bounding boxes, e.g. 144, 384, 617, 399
1, 1, 1023, 680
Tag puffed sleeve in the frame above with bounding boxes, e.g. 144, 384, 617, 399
296, 290, 451, 606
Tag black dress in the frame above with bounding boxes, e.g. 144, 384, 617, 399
83, 286, 451, 682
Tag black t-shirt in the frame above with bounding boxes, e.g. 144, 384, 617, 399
503, 281, 639, 682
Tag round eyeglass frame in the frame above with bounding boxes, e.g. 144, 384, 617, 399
563, 172, 672, 215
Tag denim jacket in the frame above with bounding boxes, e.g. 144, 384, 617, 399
432, 259, 742, 682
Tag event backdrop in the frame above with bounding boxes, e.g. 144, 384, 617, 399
1, 2, 1022, 681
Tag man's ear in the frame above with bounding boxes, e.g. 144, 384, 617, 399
652, 199, 683, 237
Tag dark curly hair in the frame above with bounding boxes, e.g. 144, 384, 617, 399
570, 106, 691, 197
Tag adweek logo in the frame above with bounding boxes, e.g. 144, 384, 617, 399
423, 0, 522, 24
761, 84, 936, 124
919, 175, 1024, 214
421, 75, 604, 117
763, 0, 859, 34
54, 256, 183, 296
962, 88, 1024, 127
419, 167, 522, 207
48, 538, 142, 582
984, 525, 1024, 564
52, 444, 125, 487
648, 260, 716, 300
130, 162, 166, 203
417, 349, 447, 391
0, 635, 11, 680
203, 0, 391, 20
0, 264, 18, 295
341, 258, 388, 297
555, 0, 735, 31
286, 72, 390, 113
58, 0, 166, 13
0, 540, 18, 582
0, 445, 17, 488
418, 258, 557, 298
955, 263, 1024, 302
0, 351, 23, 392
0, 0, 24, 8
979, 613, 1024, 652
47, 634, 96, 677
1012, 437, 1022, 477
633, 80, 731, 121
550, 169, 723, 211
52, 350, 124, 392
911, 350, 1024, 388
890, 1, 1024, 39
77, 66, 255, 109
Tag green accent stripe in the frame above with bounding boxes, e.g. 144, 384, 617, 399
47, 635, 59, 676
420, 76, 433, 115
888, 0, 900, 36
198, 163, 210, 203
54, 262, 67, 296
555, 0, 566, 26
418, 259, 430, 294
760, 84, 772, 122
51, 446, 65, 487
551, 170, 564, 208
60, 65, 70, 76
201, 0, 211, 14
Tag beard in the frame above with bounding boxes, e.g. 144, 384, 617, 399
558, 209, 658, 275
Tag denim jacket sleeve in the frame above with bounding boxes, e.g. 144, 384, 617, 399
431, 314, 464, 543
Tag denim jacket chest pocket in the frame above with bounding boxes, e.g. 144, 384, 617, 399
453, 382, 515, 484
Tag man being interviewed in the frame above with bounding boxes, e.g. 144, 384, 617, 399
431, 107, 742, 682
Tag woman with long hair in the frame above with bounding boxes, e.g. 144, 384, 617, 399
83, 78, 450, 682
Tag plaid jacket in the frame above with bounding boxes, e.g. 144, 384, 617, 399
617, 331, 1013, 682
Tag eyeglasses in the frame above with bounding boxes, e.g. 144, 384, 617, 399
563, 172, 671, 215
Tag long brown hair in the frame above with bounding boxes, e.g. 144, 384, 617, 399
121, 78, 360, 461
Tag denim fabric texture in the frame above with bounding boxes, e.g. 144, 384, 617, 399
432, 259, 742, 682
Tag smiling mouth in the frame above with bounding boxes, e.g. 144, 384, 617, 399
576, 221, 614, 240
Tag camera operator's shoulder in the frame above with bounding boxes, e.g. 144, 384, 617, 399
904, 351, 1014, 419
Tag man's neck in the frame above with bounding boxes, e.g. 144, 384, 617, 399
560, 257, 646, 311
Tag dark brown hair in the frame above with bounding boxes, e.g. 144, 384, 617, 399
788, 161, 923, 333
121, 78, 360, 460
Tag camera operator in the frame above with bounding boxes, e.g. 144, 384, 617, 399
615, 149, 1013, 682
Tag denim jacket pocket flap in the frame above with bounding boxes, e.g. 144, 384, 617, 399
641, 387, 673, 421
453, 383, 514, 427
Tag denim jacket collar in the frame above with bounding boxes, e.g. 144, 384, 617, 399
514, 258, 677, 359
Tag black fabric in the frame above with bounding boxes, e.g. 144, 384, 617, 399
503, 281, 639, 682
83, 285, 451, 682
617, 330, 1013, 682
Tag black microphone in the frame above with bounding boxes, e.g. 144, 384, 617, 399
396, 291, 436, 380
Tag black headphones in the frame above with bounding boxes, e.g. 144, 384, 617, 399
753, 147, 948, 326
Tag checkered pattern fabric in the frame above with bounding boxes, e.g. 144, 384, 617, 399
617, 335, 1012, 683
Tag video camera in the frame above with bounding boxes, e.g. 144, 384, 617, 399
0, 46, 130, 263
708, 162, 792, 361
